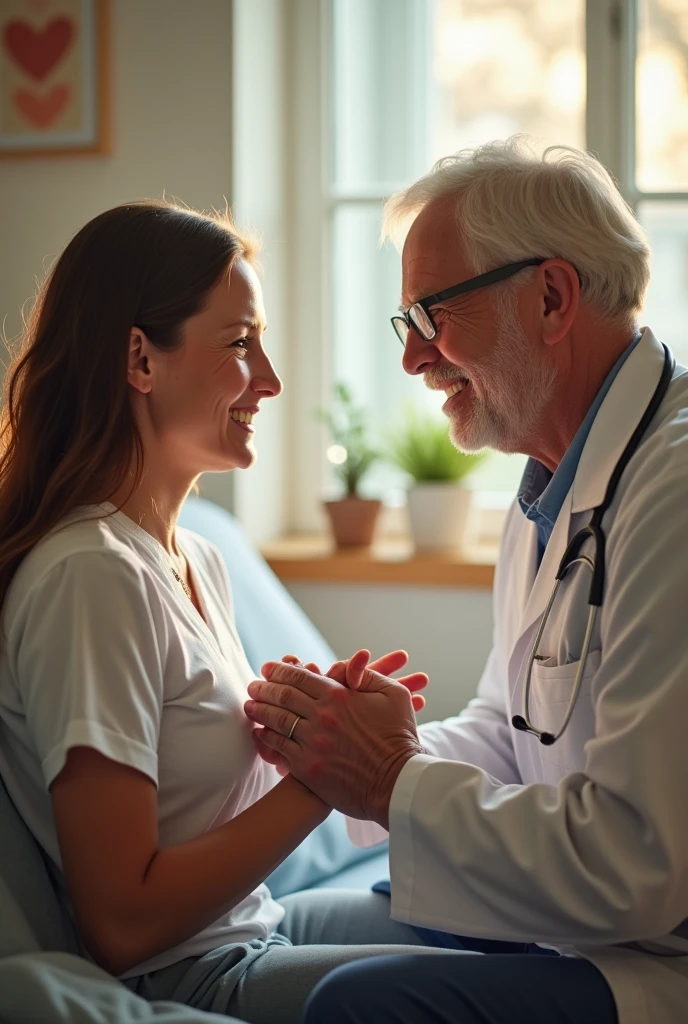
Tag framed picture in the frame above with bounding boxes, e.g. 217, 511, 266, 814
0, 0, 108, 158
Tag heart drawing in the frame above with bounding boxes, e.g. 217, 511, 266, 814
14, 83, 71, 127
3, 17, 74, 82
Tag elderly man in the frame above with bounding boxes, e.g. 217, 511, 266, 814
244, 137, 688, 1024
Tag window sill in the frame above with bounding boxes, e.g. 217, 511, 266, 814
260, 535, 497, 589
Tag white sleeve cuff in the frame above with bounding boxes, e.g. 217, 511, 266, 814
388, 752, 438, 922
345, 753, 439, 848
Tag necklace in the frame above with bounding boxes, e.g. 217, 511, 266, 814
170, 567, 192, 601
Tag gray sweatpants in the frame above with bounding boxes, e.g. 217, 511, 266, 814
123, 888, 463, 1024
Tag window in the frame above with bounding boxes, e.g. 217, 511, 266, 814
636, 0, 688, 360
329, 0, 586, 515
283, 0, 688, 536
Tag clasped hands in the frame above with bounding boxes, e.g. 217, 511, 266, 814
243, 649, 427, 829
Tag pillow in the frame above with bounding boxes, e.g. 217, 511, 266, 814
0, 952, 228, 1022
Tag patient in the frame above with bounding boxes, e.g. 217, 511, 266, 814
0, 202, 453, 1024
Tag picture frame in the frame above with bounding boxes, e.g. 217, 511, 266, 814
0, 0, 109, 158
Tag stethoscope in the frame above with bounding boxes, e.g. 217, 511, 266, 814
512, 343, 676, 746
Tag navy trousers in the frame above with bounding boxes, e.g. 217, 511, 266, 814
303, 934, 619, 1024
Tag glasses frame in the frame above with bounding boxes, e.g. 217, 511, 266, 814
391, 258, 546, 346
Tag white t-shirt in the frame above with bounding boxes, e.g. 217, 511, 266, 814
0, 502, 285, 977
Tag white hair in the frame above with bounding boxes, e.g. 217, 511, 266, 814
382, 135, 650, 324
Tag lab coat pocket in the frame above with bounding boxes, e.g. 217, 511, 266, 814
529, 649, 601, 777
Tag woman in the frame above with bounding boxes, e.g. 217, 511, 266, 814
0, 203, 451, 1024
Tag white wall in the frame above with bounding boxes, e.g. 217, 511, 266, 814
285, 581, 494, 724
0, 0, 237, 507
228, 0, 290, 542
0, 0, 234, 335
0, 0, 297, 538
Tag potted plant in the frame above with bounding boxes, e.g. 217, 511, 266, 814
388, 406, 485, 551
315, 382, 382, 548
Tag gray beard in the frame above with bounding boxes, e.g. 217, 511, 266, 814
447, 298, 557, 455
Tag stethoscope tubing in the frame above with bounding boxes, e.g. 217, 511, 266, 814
512, 344, 675, 745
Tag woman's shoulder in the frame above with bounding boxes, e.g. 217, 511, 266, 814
6, 510, 155, 621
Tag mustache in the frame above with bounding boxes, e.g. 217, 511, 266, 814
423, 364, 471, 391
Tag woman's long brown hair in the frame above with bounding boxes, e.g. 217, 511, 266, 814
0, 200, 255, 614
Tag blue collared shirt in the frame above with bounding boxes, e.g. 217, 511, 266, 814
518, 333, 642, 566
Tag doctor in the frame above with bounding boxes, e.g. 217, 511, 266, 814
244, 136, 688, 1024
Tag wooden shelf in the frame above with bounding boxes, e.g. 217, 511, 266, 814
260, 535, 497, 589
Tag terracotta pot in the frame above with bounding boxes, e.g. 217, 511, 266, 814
323, 497, 382, 548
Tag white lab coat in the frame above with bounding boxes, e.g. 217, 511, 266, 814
349, 328, 688, 1024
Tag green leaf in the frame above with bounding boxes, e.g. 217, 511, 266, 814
386, 404, 486, 483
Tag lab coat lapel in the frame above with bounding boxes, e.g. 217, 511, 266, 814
507, 328, 668, 674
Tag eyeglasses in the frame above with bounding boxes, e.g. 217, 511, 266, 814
390, 258, 546, 346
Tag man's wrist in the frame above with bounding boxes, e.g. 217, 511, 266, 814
370, 747, 421, 830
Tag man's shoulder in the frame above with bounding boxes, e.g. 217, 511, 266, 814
660, 361, 688, 415
633, 364, 688, 478
608, 368, 688, 556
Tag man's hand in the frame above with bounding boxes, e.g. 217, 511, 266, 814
244, 661, 425, 827
282, 648, 428, 711
255, 650, 427, 778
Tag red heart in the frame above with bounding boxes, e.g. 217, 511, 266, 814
3, 18, 74, 82
14, 83, 70, 127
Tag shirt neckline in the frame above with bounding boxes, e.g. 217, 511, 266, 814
92, 502, 220, 649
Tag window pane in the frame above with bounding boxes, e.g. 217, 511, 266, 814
331, 0, 586, 188
432, 0, 585, 157
331, 0, 431, 191
636, 0, 688, 192
639, 201, 688, 365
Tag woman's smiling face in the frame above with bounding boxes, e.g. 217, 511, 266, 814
143, 258, 282, 475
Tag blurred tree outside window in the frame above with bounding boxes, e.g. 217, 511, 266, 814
637, 0, 688, 362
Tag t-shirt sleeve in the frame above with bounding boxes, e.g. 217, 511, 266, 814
12, 550, 166, 790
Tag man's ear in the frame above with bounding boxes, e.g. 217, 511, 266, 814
127, 327, 153, 395
539, 261, 580, 347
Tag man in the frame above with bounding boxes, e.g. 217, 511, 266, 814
244, 137, 688, 1024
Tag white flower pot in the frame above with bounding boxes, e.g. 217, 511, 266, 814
406, 483, 473, 552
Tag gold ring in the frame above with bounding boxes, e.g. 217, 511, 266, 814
287, 714, 302, 740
